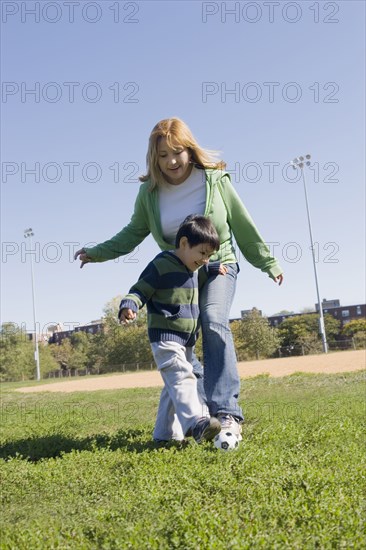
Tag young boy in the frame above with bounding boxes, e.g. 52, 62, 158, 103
118, 215, 222, 443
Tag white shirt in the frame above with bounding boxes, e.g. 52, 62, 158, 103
158, 167, 207, 245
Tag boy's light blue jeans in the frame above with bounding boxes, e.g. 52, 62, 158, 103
198, 262, 244, 421
152, 341, 209, 441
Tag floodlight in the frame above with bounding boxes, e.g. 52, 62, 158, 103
23, 228, 41, 380
289, 154, 328, 353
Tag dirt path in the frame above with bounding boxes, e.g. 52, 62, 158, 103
15, 350, 365, 394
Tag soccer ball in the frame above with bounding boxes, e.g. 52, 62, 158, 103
214, 431, 239, 451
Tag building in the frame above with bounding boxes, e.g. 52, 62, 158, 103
240, 307, 262, 318
319, 304, 365, 328
266, 301, 365, 329
315, 298, 340, 311
26, 331, 54, 344
49, 321, 104, 344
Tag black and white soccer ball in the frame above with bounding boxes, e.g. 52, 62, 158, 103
214, 431, 239, 451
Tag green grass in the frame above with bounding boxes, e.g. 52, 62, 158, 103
1, 371, 365, 549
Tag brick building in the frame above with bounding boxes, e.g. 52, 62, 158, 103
49, 321, 104, 344
266, 300, 365, 329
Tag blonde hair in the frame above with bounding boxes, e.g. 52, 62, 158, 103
140, 117, 226, 190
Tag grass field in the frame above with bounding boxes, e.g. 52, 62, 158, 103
1, 371, 365, 549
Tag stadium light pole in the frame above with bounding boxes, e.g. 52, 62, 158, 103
290, 155, 328, 353
24, 228, 41, 380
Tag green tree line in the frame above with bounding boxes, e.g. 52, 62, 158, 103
1, 301, 365, 382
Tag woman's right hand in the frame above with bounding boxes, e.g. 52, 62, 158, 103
74, 248, 92, 269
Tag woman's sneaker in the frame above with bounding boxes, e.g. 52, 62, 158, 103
217, 413, 242, 441
192, 417, 221, 443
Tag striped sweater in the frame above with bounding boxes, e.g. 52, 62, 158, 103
119, 251, 202, 347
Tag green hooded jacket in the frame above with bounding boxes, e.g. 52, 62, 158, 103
84, 169, 283, 280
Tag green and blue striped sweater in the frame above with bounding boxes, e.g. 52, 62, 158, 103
119, 251, 206, 347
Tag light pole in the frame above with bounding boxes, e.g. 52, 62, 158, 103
24, 228, 41, 380
290, 155, 328, 353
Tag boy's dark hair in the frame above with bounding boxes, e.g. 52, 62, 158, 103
175, 215, 220, 251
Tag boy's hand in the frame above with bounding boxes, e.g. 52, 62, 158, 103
119, 308, 136, 324
218, 264, 228, 275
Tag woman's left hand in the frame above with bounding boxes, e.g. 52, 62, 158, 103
274, 274, 284, 286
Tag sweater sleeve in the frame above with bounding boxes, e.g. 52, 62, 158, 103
219, 174, 283, 279
84, 186, 151, 262
118, 260, 159, 315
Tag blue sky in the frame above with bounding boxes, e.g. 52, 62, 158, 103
1, 0, 365, 334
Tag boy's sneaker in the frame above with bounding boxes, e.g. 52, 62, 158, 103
217, 413, 243, 441
192, 417, 221, 443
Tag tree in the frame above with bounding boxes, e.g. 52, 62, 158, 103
49, 338, 73, 370
103, 295, 123, 321
0, 323, 57, 381
231, 310, 281, 360
49, 332, 97, 372
68, 331, 91, 370
89, 298, 153, 372
0, 324, 34, 381
341, 319, 366, 337
270, 310, 295, 316
278, 313, 341, 353
38, 345, 59, 376
300, 306, 316, 313
342, 319, 366, 350
99, 316, 152, 371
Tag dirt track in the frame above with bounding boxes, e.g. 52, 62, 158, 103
15, 349, 365, 393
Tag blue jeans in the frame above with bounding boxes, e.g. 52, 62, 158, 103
196, 263, 244, 421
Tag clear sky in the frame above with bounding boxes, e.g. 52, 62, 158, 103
1, 0, 365, 334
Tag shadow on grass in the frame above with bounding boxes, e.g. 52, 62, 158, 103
0, 429, 189, 462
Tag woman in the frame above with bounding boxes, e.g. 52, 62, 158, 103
74, 117, 283, 442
